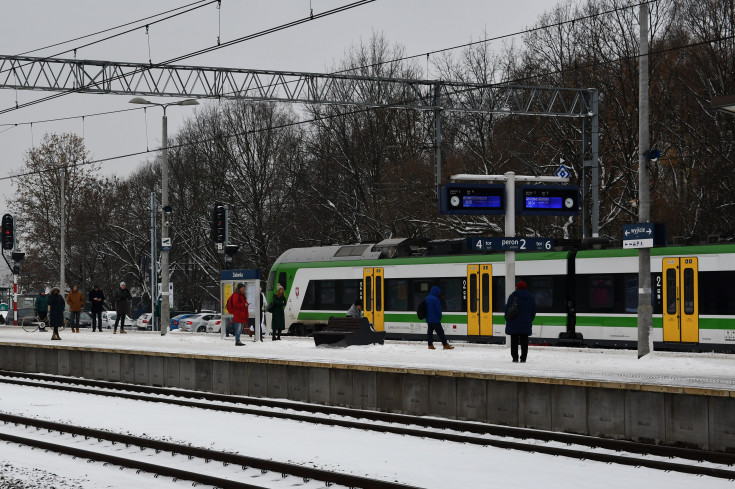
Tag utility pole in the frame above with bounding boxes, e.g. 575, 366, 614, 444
151, 192, 157, 331
638, 4, 653, 358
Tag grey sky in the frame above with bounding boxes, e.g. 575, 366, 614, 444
0, 0, 553, 204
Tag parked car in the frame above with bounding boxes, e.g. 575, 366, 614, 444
101, 310, 133, 329
205, 316, 224, 334
170, 313, 195, 331
134, 313, 153, 331
180, 313, 220, 332
65, 311, 92, 328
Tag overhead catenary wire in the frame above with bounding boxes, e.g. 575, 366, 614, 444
0, 0, 377, 117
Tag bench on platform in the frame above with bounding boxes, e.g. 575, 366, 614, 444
313, 317, 385, 347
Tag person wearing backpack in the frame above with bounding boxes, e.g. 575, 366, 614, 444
226, 283, 249, 346
424, 285, 454, 350
504, 281, 536, 363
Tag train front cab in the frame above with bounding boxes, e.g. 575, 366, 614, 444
662, 256, 699, 344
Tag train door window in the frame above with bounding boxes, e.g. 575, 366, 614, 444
278, 272, 287, 290
481, 273, 491, 313
625, 275, 638, 313
375, 275, 383, 311
385, 280, 408, 311
530, 277, 553, 309
589, 277, 614, 309
683, 268, 694, 315
320, 281, 336, 306
666, 269, 677, 315
365, 276, 373, 312
469, 274, 478, 313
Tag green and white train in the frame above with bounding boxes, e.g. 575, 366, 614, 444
265, 239, 735, 351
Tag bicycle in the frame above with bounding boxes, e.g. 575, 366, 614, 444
21, 314, 64, 333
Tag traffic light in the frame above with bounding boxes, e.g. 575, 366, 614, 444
210, 202, 226, 243
1, 214, 14, 250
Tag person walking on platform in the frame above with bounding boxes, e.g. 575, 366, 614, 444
271, 284, 287, 341
504, 281, 536, 363
424, 285, 454, 350
89, 285, 105, 332
226, 283, 248, 346
113, 282, 131, 334
34, 289, 49, 332
48, 287, 65, 340
346, 299, 362, 318
66, 284, 84, 333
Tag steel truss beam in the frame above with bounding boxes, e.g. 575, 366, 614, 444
0, 55, 593, 117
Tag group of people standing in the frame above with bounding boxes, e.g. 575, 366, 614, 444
33, 282, 132, 340
226, 282, 286, 346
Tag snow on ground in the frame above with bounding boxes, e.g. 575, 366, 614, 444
0, 381, 733, 489
1, 327, 734, 390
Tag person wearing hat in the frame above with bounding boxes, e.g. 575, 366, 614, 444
48, 287, 65, 340
270, 284, 287, 341
34, 289, 49, 332
346, 298, 362, 319
504, 280, 537, 363
88, 285, 105, 332
225, 282, 248, 346
113, 282, 132, 334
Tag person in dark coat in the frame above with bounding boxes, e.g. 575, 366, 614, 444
270, 284, 287, 340
48, 287, 65, 340
88, 285, 105, 332
34, 289, 49, 331
424, 285, 453, 350
113, 282, 132, 334
504, 281, 537, 363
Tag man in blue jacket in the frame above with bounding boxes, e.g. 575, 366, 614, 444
424, 285, 454, 350
504, 281, 536, 362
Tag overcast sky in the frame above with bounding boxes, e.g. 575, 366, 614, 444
0, 0, 554, 205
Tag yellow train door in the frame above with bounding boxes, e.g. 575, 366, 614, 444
363, 267, 384, 331
466, 264, 493, 337
662, 257, 699, 343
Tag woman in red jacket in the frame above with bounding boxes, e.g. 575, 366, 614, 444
226, 283, 249, 346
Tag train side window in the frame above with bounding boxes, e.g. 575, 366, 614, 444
588, 276, 614, 309
320, 281, 336, 306
625, 275, 638, 313
413, 281, 431, 311
666, 269, 677, 315
385, 279, 408, 311
302, 281, 317, 309
683, 268, 694, 315
529, 277, 553, 309
278, 272, 287, 290
438, 278, 464, 312
341, 280, 361, 310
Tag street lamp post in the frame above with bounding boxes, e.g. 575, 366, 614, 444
129, 97, 199, 335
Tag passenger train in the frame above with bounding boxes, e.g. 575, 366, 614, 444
265, 239, 735, 352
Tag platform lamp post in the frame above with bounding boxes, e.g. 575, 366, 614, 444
129, 97, 199, 335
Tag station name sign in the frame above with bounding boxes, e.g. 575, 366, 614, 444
518, 185, 580, 216
441, 183, 505, 215
466, 237, 554, 252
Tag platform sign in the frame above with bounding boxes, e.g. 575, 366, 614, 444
623, 223, 655, 249
466, 237, 553, 252
518, 185, 579, 216
441, 183, 505, 215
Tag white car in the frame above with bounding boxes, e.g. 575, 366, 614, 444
135, 313, 153, 330
101, 311, 133, 330
179, 313, 219, 332
205, 316, 224, 333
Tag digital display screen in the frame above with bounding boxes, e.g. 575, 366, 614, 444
463, 195, 502, 208
525, 196, 563, 209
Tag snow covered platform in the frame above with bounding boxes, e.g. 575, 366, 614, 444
1, 327, 735, 451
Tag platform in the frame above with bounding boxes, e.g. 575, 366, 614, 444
1, 327, 734, 452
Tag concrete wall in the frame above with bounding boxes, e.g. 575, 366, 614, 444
1, 343, 733, 452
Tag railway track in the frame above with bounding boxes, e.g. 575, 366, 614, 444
1, 370, 734, 482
